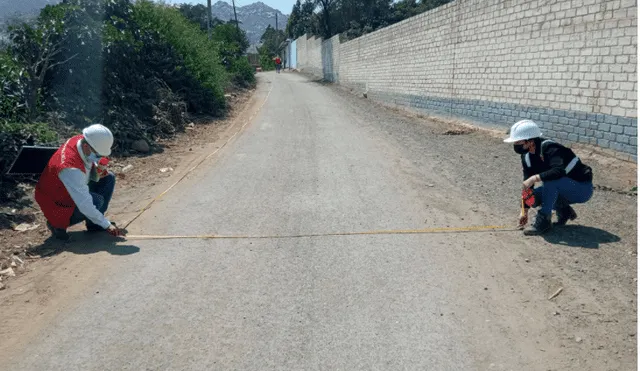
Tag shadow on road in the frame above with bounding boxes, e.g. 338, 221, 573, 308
543, 225, 621, 249
28, 231, 140, 257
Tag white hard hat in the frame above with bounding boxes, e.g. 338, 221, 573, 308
503, 120, 542, 143
82, 124, 113, 156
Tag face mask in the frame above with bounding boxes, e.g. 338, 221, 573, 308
513, 144, 528, 154
87, 152, 100, 164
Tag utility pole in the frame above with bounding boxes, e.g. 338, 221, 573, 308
207, 0, 211, 39
232, 0, 240, 32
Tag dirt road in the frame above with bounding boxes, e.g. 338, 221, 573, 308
3, 73, 637, 370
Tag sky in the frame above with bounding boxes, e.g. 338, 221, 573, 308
163, 0, 295, 15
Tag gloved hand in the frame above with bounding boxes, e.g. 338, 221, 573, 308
106, 224, 127, 237
518, 214, 528, 229
523, 175, 541, 190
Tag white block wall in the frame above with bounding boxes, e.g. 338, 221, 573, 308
296, 0, 638, 160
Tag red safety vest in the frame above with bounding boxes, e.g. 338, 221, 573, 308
35, 135, 87, 229
275, 58, 281, 65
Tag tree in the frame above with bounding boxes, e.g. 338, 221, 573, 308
7, 4, 76, 118
212, 22, 249, 67
315, 0, 335, 39
285, 0, 301, 39
257, 25, 285, 70
259, 25, 285, 57
285, 0, 451, 41
286, 0, 319, 39
178, 3, 223, 31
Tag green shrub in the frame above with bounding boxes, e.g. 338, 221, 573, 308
230, 57, 256, 88
259, 53, 276, 71
0, 0, 252, 204
133, 0, 227, 114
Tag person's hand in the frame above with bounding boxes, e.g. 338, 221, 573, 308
107, 224, 126, 237
518, 214, 529, 229
523, 175, 540, 190
97, 158, 110, 178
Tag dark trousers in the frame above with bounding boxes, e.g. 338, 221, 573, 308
533, 177, 593, 216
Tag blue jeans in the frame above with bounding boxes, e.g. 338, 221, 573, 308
69, 172, 116, 228
533, 177, 593, 216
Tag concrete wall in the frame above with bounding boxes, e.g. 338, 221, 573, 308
295, 0, 638, 161
290, 39, 297, 69
297, 34, 307, 70
321, 35, 341, 82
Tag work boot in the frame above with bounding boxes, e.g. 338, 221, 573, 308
47, 222, 70, 241
523, 212, 552, 236
555, 206, 577, 226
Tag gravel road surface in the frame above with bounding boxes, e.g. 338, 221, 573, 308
8, 73, 636, 371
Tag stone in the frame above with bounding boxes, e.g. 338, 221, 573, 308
0, 267, 15, 277
131, 140, 150, 153
13, 223, 40, 232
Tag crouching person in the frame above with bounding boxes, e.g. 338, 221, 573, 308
35, 124, 126, 240
504, 120, 594, 235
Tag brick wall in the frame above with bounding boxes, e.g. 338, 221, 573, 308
296, 0, 638, 161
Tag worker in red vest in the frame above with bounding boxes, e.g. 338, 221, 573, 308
274, 56, 282, 73
35, 124, 126, 240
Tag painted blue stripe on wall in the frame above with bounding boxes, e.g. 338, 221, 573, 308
367, 91, 637, 160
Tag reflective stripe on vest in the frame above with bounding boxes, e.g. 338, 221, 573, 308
564, 156, 580, 173
523, 140, 580, 174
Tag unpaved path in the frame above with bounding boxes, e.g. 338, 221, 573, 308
2, 73, 636, 370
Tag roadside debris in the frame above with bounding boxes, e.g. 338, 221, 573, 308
26, 248, 56, 259
443, 129, 469, 135
160, 167, 174, 173
13, 223, 40, 232
548, 287, 564, 300
132, 139, 150, 153
122, 164, 134, 173
0, 267, 16, 277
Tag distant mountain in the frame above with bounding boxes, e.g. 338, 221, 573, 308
0, 0, 289, 46
212, 1, 288, 45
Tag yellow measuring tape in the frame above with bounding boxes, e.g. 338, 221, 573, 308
120, 83, 515, 241
126, 224, 514, 240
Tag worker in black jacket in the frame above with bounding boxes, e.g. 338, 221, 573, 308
504, 120, 594, 235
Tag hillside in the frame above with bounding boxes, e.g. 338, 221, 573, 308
212, 1, 288, 45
